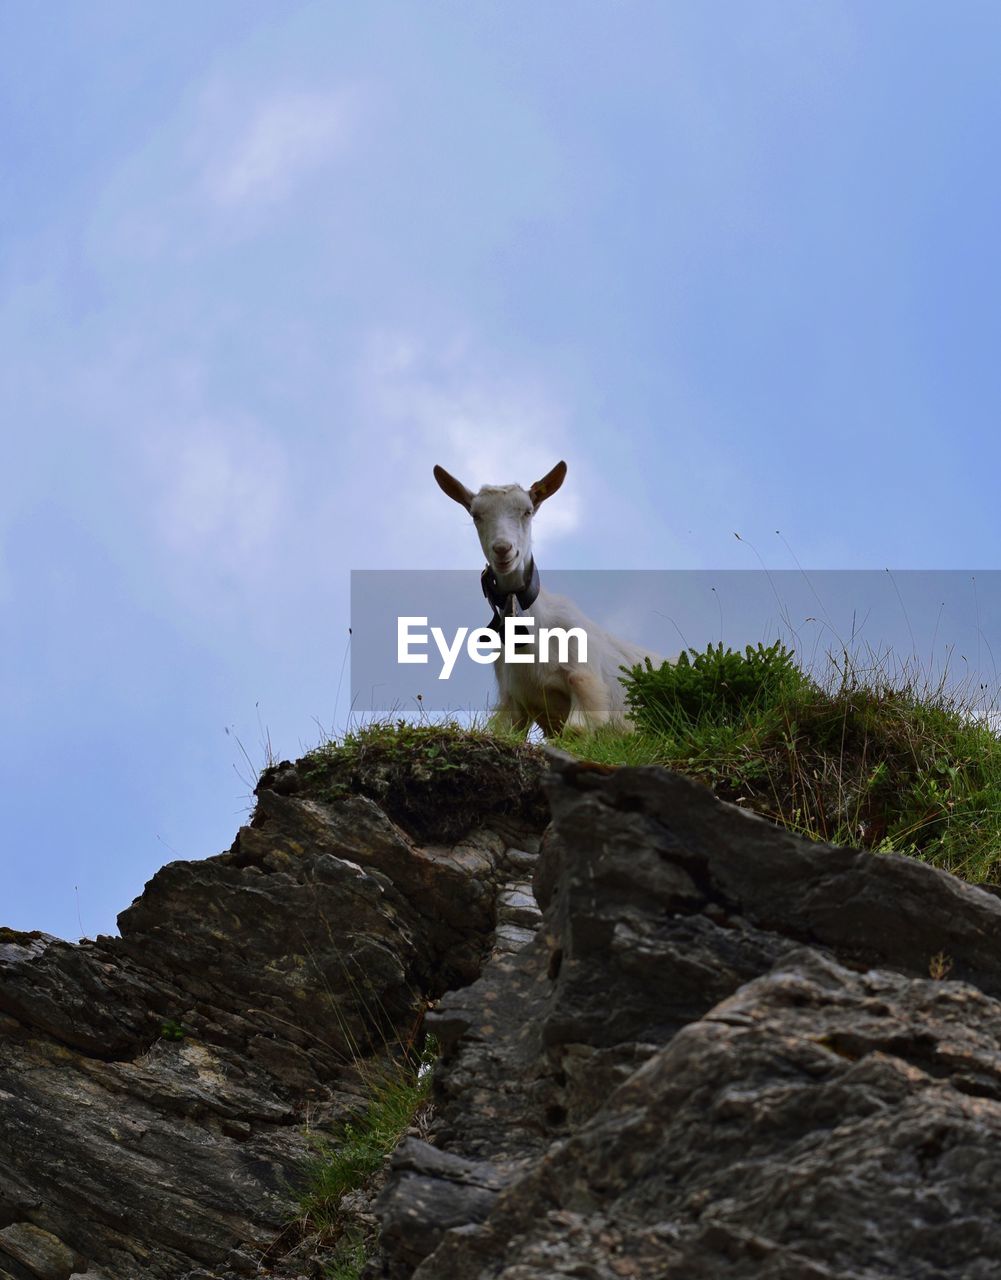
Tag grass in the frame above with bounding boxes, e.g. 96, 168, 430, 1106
269, 645, 1001, 885
291, 1035, 437, 1277
554, 645, 1001, 884
322, 1231, 369, 1280
298, 1045, 435, 1232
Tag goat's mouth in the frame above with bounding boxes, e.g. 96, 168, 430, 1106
492, 553, 521, 576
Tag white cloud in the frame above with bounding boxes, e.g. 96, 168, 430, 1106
360, 331, 581, 553
203, 88, 356, 209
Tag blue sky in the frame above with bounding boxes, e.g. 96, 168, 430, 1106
3, 1, 1000, 940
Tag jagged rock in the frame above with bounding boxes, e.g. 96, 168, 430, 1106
0, 748, 544, 1280
9, 737, 1001, 1279
376, 751, 1001, 1278
0, 1223, 84, 1279
377, 1139, 510, 1272
420, 949, 1001, 1278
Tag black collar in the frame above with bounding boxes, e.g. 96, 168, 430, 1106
481, 558, 540, 633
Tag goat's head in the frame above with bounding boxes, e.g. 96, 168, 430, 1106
433, 461, 567, 585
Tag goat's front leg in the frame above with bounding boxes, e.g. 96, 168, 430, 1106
563, 667, 612, 734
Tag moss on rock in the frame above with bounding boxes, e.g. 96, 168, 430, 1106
257, 721, 548, 845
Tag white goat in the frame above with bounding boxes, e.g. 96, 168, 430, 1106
433, 460, 669, 736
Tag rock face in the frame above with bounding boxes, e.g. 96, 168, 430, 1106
0, 759, 545, 1279
6, 743, 1001, 1278
378, 753, 1001, 1279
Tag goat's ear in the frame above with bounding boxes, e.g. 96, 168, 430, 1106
433, 464, 475, 512
529, 460, 567, 509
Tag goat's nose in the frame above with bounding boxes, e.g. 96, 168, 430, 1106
492, 541, 513, 556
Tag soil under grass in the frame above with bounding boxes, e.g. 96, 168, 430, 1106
258, 720, 547, 845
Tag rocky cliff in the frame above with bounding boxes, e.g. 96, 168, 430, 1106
3, 739, 1001, 1278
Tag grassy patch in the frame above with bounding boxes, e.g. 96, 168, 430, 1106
321, 1230, 369, 1280
260, 658, 1001, 883
260, 719, 547, 844
557, 646, 1001, 884
298, 1058, 432, 1231
292, 1036, 437, 1271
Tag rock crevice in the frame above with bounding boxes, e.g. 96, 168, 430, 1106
378, 752, 1001, 1280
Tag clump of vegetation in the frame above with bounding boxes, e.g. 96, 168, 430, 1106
624, 641, 808, 733
259, 719, 547, 844
559, 644, 1001, 884
0, 927, 46, 945
292, 1036, 437, 1276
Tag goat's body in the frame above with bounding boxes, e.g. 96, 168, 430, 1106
490, 586, 666, 736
